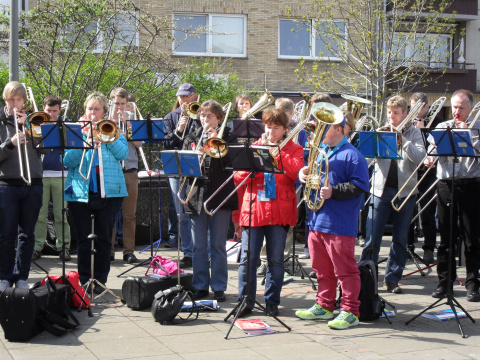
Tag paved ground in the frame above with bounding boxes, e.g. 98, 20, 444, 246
1, 237, 480, 360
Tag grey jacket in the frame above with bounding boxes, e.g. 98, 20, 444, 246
370, 122, 426, 199
0, 107, 43, 183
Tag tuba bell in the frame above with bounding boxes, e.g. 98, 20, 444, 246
304, 102, 344, 211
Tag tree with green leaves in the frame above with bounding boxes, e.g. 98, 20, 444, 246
0, 0, 247, 120
290, 0, 459, 121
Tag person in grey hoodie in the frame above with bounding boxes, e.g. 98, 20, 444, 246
0, 81, 44, 292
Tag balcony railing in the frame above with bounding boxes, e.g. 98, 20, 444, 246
386, 0, 478, 17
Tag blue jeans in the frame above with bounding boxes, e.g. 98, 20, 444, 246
190, 208, 230, 291
238, 225, 287, 306
168, 177, 192, 257
68, 194, 123, 284
0, 184, 43, 282
361, 186, 416, 284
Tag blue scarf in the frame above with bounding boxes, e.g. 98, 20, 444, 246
264, 172, 276, 199
89, 149, 100, 193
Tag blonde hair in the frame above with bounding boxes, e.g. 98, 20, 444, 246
84, 91, 108, 114
3, 81, 27, 102
387, 95, 408, 113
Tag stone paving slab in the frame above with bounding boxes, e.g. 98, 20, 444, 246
1, 238, 479, 359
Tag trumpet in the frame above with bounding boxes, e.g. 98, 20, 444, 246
175, 95, 201, 140
13, 108, 32, 185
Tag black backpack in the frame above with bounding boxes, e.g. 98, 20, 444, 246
357, 260, 385, 321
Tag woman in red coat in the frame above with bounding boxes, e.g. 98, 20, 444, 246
235, 109, 304, 317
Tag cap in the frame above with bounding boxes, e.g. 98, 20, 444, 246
176, 83, 196, 96
340, 116, 346, 128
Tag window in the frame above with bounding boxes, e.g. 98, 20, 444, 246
279, 19, 346, 60
393, 33, 452, 68
63, 12, 139, 53
0, 0, 28, 14
173, 13, 247, 57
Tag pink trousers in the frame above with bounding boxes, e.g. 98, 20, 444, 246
309, 231, 361, 317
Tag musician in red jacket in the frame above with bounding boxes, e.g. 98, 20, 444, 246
235, 109, 304, 317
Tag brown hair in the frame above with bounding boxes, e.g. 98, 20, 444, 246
109, 87, 129, 100
311, 93, 333, 104
84, 91, 108, 114
410, 92, 428, 105
262, 108, 289, 129
452, 89, 474, 107
43, 95, 62, 108
3, 81, 27, 102
275, 98, 294, 114
234, 94, 252, 113
387, 95, 408, 113
199, 100, 224, 121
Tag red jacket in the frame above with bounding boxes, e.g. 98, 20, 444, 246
234, 139, 304, 227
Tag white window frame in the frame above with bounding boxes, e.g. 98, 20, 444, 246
393, 32, 452, 69
172, 13, 247, 58
278, 18, 347, 61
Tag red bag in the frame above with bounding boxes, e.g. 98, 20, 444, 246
42, 271, 91, 309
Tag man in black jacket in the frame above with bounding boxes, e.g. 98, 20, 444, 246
163, 83, 202, 268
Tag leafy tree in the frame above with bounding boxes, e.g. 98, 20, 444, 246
289, 0, 459, 120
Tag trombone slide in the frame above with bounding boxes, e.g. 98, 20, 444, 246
13, 108, 32, 185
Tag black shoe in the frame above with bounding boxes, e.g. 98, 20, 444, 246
237, 306, 253, 318
32, 250, 42, 261
93, 284, 104, 295
179, 256, 192, 269
265, 303, 279, 316
193, 289, 209, 300
423, 249, 435, 265
432, 283, 451, 298
214, 291, 226, 302
466, 288, 480, 302
59, 249, 72, 261
164, 239, 178, 249
309, 270, 317, 279
123, 253, 138, 264
110, 255, 115, 262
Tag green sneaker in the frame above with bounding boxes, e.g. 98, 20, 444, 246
295, 303, 334, 320
327, 310, 359, 329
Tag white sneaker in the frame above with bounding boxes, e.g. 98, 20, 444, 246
298, 248, 310, 259
15, 279, 29, 289
0, 280, 11, 292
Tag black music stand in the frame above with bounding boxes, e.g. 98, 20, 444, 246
37, 118, 94, 315
406, 126, 478, 337
222, 143, 291, 339
117, 116, 166, 277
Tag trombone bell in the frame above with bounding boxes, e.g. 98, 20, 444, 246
25, 111, 53, 138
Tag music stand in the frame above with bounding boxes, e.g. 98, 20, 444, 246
37, 118, 93, 315
117, 116, 166, 277
222, 143, 291, 339
405, 126, 478, 337
354, 129, 401, 319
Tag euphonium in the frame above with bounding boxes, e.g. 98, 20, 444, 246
304, 102, 344, 211
341, 94, 372, 122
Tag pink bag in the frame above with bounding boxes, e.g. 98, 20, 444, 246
146, 256, 184, 277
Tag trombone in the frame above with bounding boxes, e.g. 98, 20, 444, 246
174, 95, 201, 140
61, 100, 70, 119
177, 102, 231, 205
391, 101, 480, 212
22, 84, 53, 138
203, 101, 312, 216
126, 101, 151, 172
13, 108, 32, 185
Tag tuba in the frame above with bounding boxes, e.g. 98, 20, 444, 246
304, 102, 344, 211
341, 94, 372, 122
